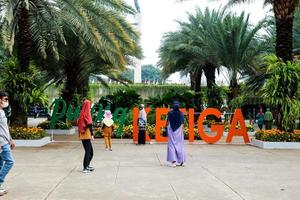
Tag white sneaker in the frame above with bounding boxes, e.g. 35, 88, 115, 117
176, 162, 186, 167
105, 148, 109, 151
0, 186, 8, 196
167, 163, 176, 168
87, 166, 95, 171
82, 169, 90, 173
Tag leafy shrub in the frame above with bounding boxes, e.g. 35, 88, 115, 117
10, 127, 46, 140
97, 89, 141, 112
262, 55, 300, 131
255, 129, 300, 142
37, 120, 72, 130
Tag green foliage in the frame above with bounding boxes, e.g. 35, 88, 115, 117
224, 124, 255, 132
142, 65, 164, 83
229, 96, 245, 110
98, 89, 142, 112
206, 85, 223, 109
120, 68, 134, 82
10, 127, 46, 140
145, 90, 197, 109
1, 0, 140, 63
262, 54, 300, 131
0, 57, 48, 111
37, 120, 72, 130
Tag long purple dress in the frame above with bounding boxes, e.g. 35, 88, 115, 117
167, 124, 185, 163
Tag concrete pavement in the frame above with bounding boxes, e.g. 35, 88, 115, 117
3, 140, 300, 200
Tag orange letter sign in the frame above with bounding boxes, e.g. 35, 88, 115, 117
155, 108, 169, 142
198, 108, 224, 144
226, 109, 250, 143
133, 107, 152, 143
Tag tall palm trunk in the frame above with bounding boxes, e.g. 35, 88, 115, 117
76, 77, 89, 99
62, 64, 79, 104
194, 68, 202, 111
203, 63, 222, 121
17, 7, 31, 72
203, 62, 217, 106
273, 0, 296, 129
274, 0, 296, 62
189, 71, 196, 90
11, 7, 32, 127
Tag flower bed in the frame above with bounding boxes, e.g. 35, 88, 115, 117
10, 127, 46, 140
10, 127, 50, 147
250, 129, 300, 149
255, 129, 300, 142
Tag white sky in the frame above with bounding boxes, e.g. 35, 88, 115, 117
125, 0, 271, 84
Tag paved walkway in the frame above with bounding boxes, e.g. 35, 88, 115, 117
4, 140, 300, 200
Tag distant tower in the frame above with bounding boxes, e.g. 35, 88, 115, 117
133, 0, 142, 83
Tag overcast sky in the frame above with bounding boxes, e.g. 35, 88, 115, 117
125, 0, 271, 84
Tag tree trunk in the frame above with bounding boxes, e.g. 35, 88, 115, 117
194, 69, 202, 111
227, 71, 240, 109
77, 77, 89, 99
17, 7, 31, 72
203, 63, 221, 121
203, 63, 217, 107
274, 0, 296, 62
189, 71, 196, 90
10, 6, 32, 127
62, 64, 78, 104
10, 101, 28, 127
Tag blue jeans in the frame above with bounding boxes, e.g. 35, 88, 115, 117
0, 143, 14, 184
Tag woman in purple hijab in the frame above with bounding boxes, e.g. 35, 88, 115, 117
166, 101, 186, 167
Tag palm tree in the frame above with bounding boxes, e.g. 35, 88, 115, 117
225, 0, 299, 62
211, 11, 265, 104
0, 0, 140, 126
158, 8, 225, 111
158, 30, 204, 110
41, 20, 141, 105
245, 10, 300, 91
0, 0, 137, 72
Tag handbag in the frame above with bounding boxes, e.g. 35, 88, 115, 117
162, 127, 168, 137
79, 128, 92, 140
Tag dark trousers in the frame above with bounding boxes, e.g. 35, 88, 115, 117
82, 140, 93, 169
258, 124, 263, 130
138, 130, 145, 144
265, 121, 272, 130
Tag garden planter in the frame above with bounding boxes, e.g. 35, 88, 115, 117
45, 127, 77, 135
15, 137, 51, 147
250, 139, 300, 149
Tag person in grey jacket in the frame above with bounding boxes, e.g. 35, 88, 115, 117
0, 91, 15, 196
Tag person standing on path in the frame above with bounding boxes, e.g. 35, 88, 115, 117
0, 91, 15, 196
102, 110, 114, 151
264, 108, 273, 130
137, 104, 147, 145
166, 101, 186, 167
256, 108, 265, 130
78, 99, 94, 173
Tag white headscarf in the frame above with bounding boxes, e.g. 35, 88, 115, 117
138, 104, 147, 123
103, 110, 114, 127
